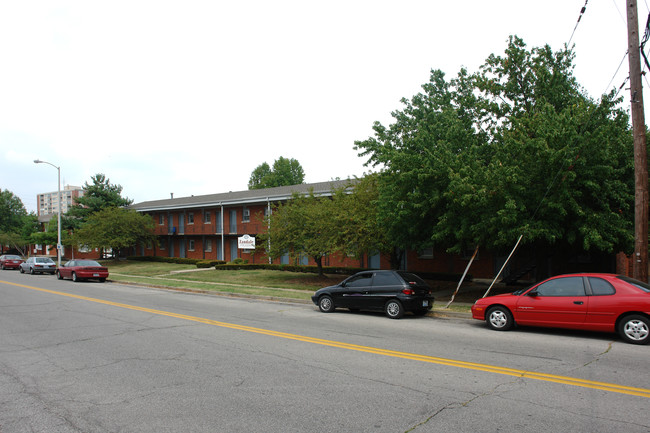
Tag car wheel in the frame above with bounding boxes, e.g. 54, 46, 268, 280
20, 267, 25, 273
1, 264, 5, 270
99, 278, 106, 283
618, 315, 650, 344
56, 271, 63, 280
318, 295, 335, 313
72, 272, 79, 282
29, 267, 34, 275
486, 306, 514, 331
385, 299, 404, 319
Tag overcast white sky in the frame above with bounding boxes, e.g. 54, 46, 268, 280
0, 0, 643, 213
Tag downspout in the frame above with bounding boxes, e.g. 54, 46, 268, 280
267, 198, 272, 264
220, 203, 224, 261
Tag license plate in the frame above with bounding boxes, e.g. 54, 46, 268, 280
422, 300, 429, 307
93, 273, 99, 277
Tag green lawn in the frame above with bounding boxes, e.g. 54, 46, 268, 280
103, 260, 478, 311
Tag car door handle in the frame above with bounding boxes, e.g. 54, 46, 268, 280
573, 301, 584, 305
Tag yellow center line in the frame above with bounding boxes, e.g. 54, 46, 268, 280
4, 280, 650, 398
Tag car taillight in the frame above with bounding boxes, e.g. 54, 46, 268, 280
402, 288, 415, 295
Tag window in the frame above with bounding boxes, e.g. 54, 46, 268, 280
372, 272, 401, 286
418, 247, 434, 259
588, 277, 616, 295
204, 211, 211, 224
617, 276, 650, 293
345, 273, 373, 288
204, 239, 212, 252
188, 240, 195, 251
159, 214, 164, 225
533, 277, 585, 297
229, 210, 237, 233
243, 207, 250, 223
188, 213, 194, 224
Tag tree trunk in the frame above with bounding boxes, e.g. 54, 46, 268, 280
314, 255, 324, 277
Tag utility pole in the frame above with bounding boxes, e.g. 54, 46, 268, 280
627, 0, 649, 282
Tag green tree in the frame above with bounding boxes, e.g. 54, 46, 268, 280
248, 157, 305, 189
329, 175, 396, 263
0, 190, 38, 255
260, 191, 336, 276
68, 174, 133, 222
0, 189, 28, 234
355, 36, 634, 263
74, 207, 157, 258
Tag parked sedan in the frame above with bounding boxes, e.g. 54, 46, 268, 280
19, 257, 56, 275
56, 260, 109, 282
0, 254, 24, 270
471, 273, 650, 344
312, 270, 434, 319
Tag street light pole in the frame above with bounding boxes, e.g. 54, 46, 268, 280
34, 159, 62, 268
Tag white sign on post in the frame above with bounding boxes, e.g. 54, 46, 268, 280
238, 234, 255, 250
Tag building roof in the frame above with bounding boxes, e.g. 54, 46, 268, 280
129, 179, 357, 212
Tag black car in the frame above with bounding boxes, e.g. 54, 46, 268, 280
311, 270, 434, 319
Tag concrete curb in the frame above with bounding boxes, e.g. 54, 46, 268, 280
108, 279, 474, 320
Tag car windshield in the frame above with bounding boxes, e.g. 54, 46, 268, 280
617, 275, 650, 293
5, 255, 21, 260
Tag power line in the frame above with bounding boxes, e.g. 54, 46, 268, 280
567, 0, 589, 46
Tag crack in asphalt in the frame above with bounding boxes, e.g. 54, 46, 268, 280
404, 379, 520, 432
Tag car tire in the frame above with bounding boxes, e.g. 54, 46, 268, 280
318, 295, 335, 313
56, 271, 63, 280
486, 306, 514, 331
72, 272, 79, 282
20, 267, 24, 273
618, 314, 650, 345
30, 267, 34, 275
385, 299, 404, 319
99, 278, 106, 283
413, 309, 429, 316
1, 264, 5, 270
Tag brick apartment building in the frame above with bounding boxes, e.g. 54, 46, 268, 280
129, 180, 499, 278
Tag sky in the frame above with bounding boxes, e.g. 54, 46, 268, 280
0, 0, 643, 213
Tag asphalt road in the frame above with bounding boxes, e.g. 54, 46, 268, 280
1, 270, 649, 433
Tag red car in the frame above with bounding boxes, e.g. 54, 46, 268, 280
0, 254, 24, 270
471, 273, 650, 344
56, 259, 109, 282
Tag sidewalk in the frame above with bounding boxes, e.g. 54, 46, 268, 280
111, 277, 475, 320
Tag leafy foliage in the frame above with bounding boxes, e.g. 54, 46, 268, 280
74, 207, 157, 257
355, 36, 634, 256
260, 190, 337, 276
68, 174, 133, 222
0, 189, 27, 234
248, 157, 305, 189
0, 190, 38, 254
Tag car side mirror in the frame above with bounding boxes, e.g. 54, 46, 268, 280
528, 290, 539, 297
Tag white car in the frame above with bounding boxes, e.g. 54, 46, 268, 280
19, 257, 56, 275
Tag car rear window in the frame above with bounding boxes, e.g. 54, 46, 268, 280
397, 272, 427, 286
617, 276, 650, 293
35, 258, 54, 263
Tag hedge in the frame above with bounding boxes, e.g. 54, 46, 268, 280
126, 256, 225, 267
125, 256, 468, 281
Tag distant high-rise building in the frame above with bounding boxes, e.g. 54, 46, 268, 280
36, 185, 84, 217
